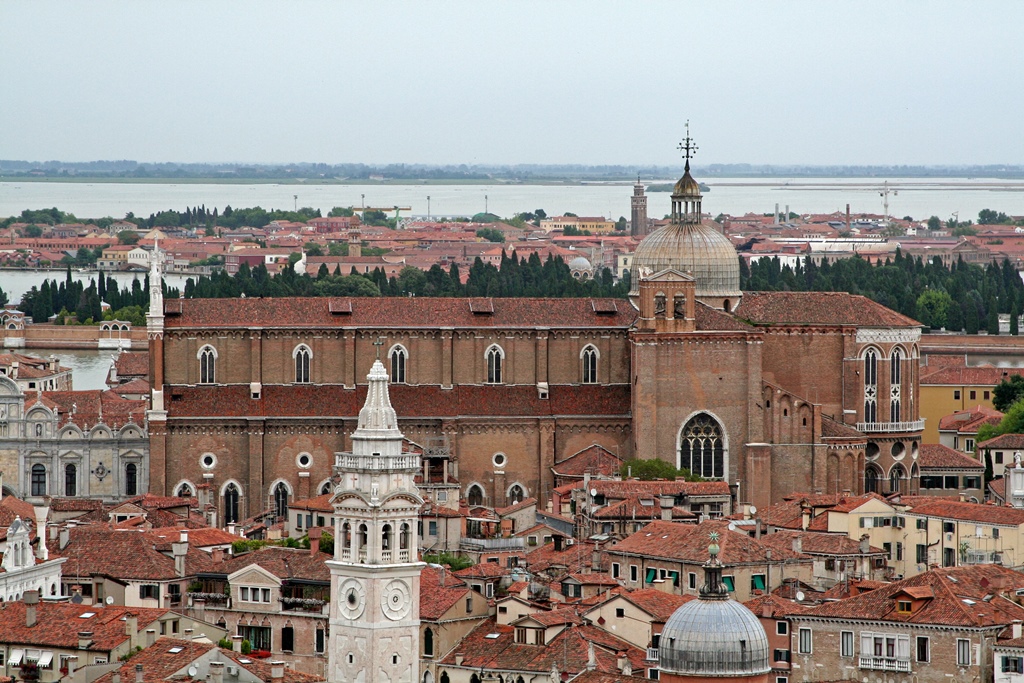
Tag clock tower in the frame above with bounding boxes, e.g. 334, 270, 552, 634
327, 355, 424, 683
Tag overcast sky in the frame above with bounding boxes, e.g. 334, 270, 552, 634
2, 1, 1022, 167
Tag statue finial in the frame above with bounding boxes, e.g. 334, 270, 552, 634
677, 120, 698, 171
372, 337, 385, 360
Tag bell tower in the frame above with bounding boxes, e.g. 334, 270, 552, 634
631, 175, 649, 237
327, 351, 424, 683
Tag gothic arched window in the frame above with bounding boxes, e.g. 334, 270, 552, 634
199, 345, 217, 384
890, 348, 903, 423
863, 348, 878, 423
581, 345, 598, 384
273, 482, 289, 519
390, 345, 407, 384
889, 464, 906, 495
467, 484, 484, 506
424, 628, 434, 657
486, 345, 503, 384
678, 414, 725, 479
508, 483, 525, 505
865, 465, 881, 494
125, 463, 138, 496
320, 481, 332, 495
224, 483, 240, 524
64, 463, 77, 497
31, 464, 46, 497
176, 483, 194, 498
294, 345, 311, 384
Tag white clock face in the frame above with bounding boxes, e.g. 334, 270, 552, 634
381, 579, 411, 621
340, 578, 365, 619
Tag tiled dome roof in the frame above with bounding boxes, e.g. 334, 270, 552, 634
658, 597, 770, 676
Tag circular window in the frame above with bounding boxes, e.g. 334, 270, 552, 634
865, 443, 879, 460
200, 453, 217, 470
492, 453, 507, 469
891, 442, 906, 459
296, 452, 312, 469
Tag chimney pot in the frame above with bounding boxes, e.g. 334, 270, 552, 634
78, 631, 93, 650
231, 635, 243, 653
60, 527, 70, 550
1014, 620, 1023, 639
209, 661, 225, 683
145, 628, 156, 647
126, 614, 138, 643
270, 662, 285, 681
66, 655, 78, 677
25, 589, 38, 627
792, 536, 803, 554
113, 674, 121, 683
135, 663, 143, 683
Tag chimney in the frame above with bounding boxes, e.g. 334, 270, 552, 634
60, 527, 70, 550
227, 523, 236, 537
617, 651, 628, 672
135, 664, 143, 683
308, 526, 322, 556
1014, 620, 1023, 639
209, 662, 225, 683
774, 203, 780, 225
25, 589, 39, 627
846, 203, 851, 233
113, 673, 121, 683
859, 534, 871, 554
791, 535, 803, 555
454, 654, 464, 666
49, 524, 59, 541
211, 547, 224, 564
126, 614, 138, 645
270, 662, 285, 681
145, 628, 156, 647
172, 531, 189, 578
231, 635, 243, 653
66, 655, 78, 678
659, 495, 674, 521
591, 548, 602, 572
800, 504, 810, 531
78, 631, 94, 650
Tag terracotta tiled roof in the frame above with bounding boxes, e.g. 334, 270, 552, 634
167, 383, 631, 419
801, 565, 1024, 627
906, 499, 1024, 526
288, 494, 334, 513
91, 639, 215, 683
990, 478, 1007, 502
0, 603, 168, 651
0, 495, 36, 528
113, 351, 149, 379
526, 540, 598, 575
552, 444, 624, 478
218, 546, 330, 582
616, 587, 694, 621
145, 526, 237, 549
41, 389, 148, 429
437, 618, 647, 676
588, 480, 731, 499
979, 433, 1024, 451
821, 416, 866, 440
744, 591, 809, 618
922, 366, 1019, 386
591, 497, 694, 521
455, 562, 509, 580
420, 565, 471, 620
166, 297, 638, 329
753, 493, 844, 530
496, 498, 537, 516
47, 497, 104, 512
49, 527, 217, 580
694, 302, 756, 332
113, 377, 151, 395
937, 405, 1003, 433
759, 530, 885, 556
221, 649, 326, 683
918, 444, 984, 470
736, 291, 920, 327
610, 520, 806, 565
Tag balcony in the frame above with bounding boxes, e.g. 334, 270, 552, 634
855, 419, 925, 434
279, 597, 328, 614
460, 537, 526, 551
334, 454, 420, 472
859, 656, 911, 673
646, 648, 659, 662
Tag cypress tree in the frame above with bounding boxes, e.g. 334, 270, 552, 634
1012, 302, 1020, 336
966, 304, 980, 335
987, 296, 1000, 335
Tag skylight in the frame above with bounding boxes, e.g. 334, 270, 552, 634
485, 633, 500, 639
168, 647, 184, 654
79, 612, 96, 618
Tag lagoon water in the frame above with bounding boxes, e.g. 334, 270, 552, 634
3, 178, 1024, 225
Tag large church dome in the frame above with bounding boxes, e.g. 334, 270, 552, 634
629, 138, 741, 310
658, 535, 771, 679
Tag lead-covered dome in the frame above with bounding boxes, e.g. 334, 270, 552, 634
658, 597, 770, 677
629, 158, 741, 307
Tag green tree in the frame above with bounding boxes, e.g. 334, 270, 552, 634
23, 225, 43, 238
1012, 302, 1020, 336
328, 206, 355, 217
475, 227, 505, 243
422, 552, 474, 570
619, 458, 701, 481
915, 289, 953, 329
993, 374, 1024, 412
926, 216, 942, 230
987, 296, 1000, 335
978, 397, 1024, 443
117, 230, 140, 245
304, 242, 324, 257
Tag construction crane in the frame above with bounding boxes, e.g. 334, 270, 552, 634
356, 206, 412, 221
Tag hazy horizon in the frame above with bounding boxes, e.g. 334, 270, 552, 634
3, 2, 1023, 167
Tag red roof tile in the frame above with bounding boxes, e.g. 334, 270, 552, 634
918, 444, 985, 470
979, 433, 1024, 451
736, 291, 920, 327
0, 603, 170, 651
219, 546, 330, 582
937, 405, 1003, 433
420, 565, 472, 621
552, 444, 624, 478
610, 520, 806, 564
906, 499, 1024, 526
922, 366, 1019, 386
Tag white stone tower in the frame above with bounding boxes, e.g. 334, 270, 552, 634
327, 353, 424, 683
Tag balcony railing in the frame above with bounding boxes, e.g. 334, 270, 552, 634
460, 537, 526, 551
334, 454, 420, 472
646, 648, 659, 662
859, 656, 911, 672
856, 419, 925, 434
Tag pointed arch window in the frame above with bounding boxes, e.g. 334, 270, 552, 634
273, 482, 289, 519
31, 464, 46, 496
890, 348, 903, 423
863, 348, 878, 423
678, 414, 725, 479
320, 481, 333, 495
176, 483, 194, 498
486, 345, 504, 384
581, 345, 598, 384
125, 463, 138, 496
865, 465, 881, 494
467, 484, 485, 506
199, 345, 217, 384
65, 463, 77, 497
390, 345, 407, 384
889, 464, 906, 495
293, 344, 311, 384
224, 483, 240, 524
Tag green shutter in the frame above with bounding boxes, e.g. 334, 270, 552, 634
753, 575, 766, 591
669, 571, 680, 587
722, 576, 735, 592
645, 568, 656, 584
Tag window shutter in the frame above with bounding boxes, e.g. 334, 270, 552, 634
897, 636, 909, 659
860, 632, 872, 655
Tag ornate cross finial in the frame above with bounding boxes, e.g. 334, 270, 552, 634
708, 531, 720, 542
372, 337, 385, 359
677, 120, 698, 169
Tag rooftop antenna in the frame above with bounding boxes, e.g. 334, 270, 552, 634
879, 181, 897, 227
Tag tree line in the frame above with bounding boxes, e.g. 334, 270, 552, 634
742, 251, 1024, 334
18, 266, 179, 325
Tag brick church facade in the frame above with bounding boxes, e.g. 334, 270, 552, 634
144, 161, 924, 523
